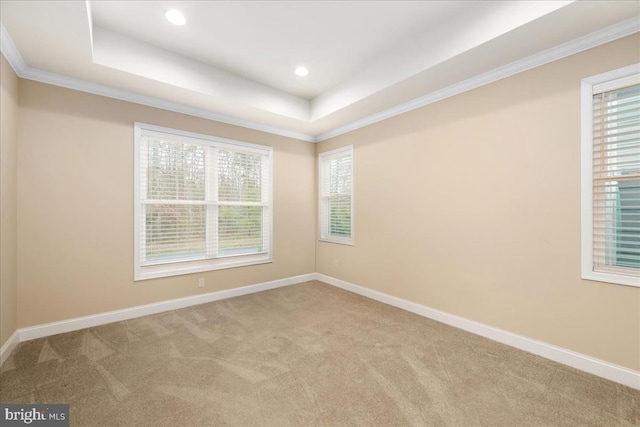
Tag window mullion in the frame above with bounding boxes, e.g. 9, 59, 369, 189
206, 147, 218, 258
261, 155, 269, 253
134, 122, 273, 281
139, 139, 149, 265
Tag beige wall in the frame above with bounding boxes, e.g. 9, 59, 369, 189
1, 54, 19, 348
16, 80, 316, 328
316, 35, 640, 371
4, 33, 639, 373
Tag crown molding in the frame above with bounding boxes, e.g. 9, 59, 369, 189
0, 24, 315, 143
23, 66, 316, 142
315, 16, 640, 142
3, 17, 639, 144
0, 22, 26, 73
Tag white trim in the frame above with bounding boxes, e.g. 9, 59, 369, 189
23, 67, 315, 143
0, 23, 25, 73
0, 24, 314, 144
593, 73, 640, 94
580, 64, 640, 288
315, 273, 640, 390
583, 63, 640, 90
135, 257, 273, 281
0, 330, 20, 366
318, 146, 354, 245
0, 273, 314, 365
2, 271, 639, 390
315, 17, 640, 142
0, 25, 23, 367
3, 19, 639, 144
134, 122, 274, 281
17, 273, 314, 343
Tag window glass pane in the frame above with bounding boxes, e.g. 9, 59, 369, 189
326, 156, 352, 196
593, 83, 640, 272
328, 197, 351, 237
136, 124, 272, 278
319, 147, 353, 244
144, 204, 206, 264
146, 139, 205, 201
218, 205, 263, 256
617, 178, 640, 268
218, 150, 263, 202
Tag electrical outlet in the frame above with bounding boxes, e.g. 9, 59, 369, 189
198, 278, 205, 288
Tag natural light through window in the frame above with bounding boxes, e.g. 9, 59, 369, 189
319, 146, 354, 245
581, 66, 640, 287
134, 123, 272, 280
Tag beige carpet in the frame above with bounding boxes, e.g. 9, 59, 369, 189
1, 281, 638, 426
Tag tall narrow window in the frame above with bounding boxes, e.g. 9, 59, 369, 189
135, 123, 272, 280
581, 66, 640, 287
319, 146, 353, 245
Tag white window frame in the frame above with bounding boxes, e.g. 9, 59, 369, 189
134, 123, 273, 281
318, 145, 354, 245
581, 64, 640, 287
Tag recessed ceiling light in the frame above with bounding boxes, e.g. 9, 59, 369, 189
295, 66, 309, 77
166, 10, 186, 26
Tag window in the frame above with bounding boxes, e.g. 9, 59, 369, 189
134, 123, 272, 280
319, 146, 354, 245
581, 65, 640, 287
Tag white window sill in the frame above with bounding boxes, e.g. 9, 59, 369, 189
581, 270, 640, 288
319, 237, 354, 246
135, 254, 272, 281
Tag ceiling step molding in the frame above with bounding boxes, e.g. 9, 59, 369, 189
0, 23, 315, 143
3, 17, 639, 144
315, 16, 640, 142
0, 22, 25, 75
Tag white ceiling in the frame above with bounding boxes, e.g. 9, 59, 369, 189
1, 1, 639, 141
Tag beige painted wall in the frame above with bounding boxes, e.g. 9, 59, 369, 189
316, 35, 640, 371
16, 80, 316, 328
1, 54, 19, 348
5, 32, 639, 373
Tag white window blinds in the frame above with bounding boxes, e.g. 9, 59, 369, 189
591, 77, 640, 279
319, 146, 353, 245
135, 123, 272, 280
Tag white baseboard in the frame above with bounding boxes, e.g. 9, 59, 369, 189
16, 273, 315, 343
4, 271, 638, 390
315, 273, 640, 390
0, 330, 20, 366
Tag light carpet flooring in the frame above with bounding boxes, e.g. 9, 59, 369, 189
1, 280, 638, 426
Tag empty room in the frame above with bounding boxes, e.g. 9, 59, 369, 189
1, 1, 639, 426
